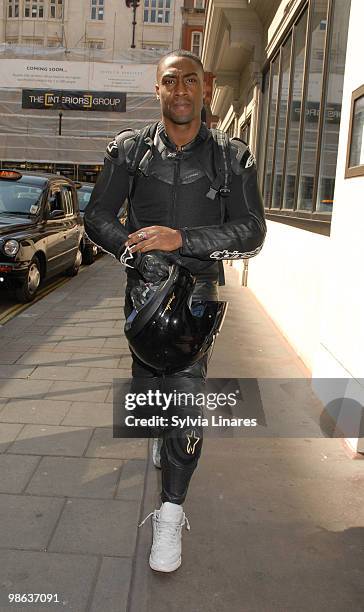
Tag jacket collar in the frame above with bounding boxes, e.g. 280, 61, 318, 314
154, 121, 210, 156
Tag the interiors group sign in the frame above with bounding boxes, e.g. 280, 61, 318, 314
22, 89, 126, 112
0, 59, 155, 93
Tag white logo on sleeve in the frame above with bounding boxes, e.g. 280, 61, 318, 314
245, 152, 256, 168
210, 246, 262, 260
119, 246, 134, 268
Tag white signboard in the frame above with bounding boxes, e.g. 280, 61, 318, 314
0, 59, 156, 93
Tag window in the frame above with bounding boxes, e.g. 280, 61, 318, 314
24, 0, 44, 18
282, 10, 307, 209
191, 31, 202, 57
50, 0, 63, 19
91, 0, 104, 21
240, 118, 251, 146
8, 1, 19, 18
317, 0, 352, 205
87, 40, 104, 49
61, 186, 74, 215
259, 0, 351, 231
226, 120, 235, 139
22, 38, 44, 46
144, 0, 171, 24
194, 0, 205, 9
345, 85, 364, 178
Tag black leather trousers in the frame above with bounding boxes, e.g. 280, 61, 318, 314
124, 276, 219, 505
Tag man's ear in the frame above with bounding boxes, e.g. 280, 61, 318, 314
155, 83, 160, 100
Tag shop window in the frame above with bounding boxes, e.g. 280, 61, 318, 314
271, 34, 292, 209
263, 54, 279, 207
50, 0, 63, 19
91, 0, 104, 21
259, 0, 351, 233
24, 0, 44, 18
316, 0, 351, 207
296, 0, 329, 211
8, 1, 19, 18
345, 84, 364, 178
144, 0, 171, 24
282, 9, 307, 209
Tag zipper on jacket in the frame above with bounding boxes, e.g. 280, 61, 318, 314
170, 150, 183, 227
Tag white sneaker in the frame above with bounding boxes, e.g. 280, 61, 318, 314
139, 502, 190, 572
152, 437, 162, 469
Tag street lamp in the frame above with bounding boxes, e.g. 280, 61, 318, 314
125, 0, 140, 49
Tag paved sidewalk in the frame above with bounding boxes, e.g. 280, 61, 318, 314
0, 257, 363, 612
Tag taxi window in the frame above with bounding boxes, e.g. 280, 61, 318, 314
77, 188, 92, 212
0, 182, 43, 216
48, 186, 65, 216
61, 185, 74, 215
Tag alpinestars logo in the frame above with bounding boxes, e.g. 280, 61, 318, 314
186, 430, 200, 455
119, 246, 134, 268
209, 245, 263, 260
106, 140, 119, 158
245, 152, 256, 168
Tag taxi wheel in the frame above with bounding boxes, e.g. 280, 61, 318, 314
65, 245, 82, 277
82, 244, 95, 265
15, 255, 41, 303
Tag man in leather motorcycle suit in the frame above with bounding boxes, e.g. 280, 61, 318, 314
84, 49, 266, 573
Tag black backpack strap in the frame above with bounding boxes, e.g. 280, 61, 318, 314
126, 121, 160, 229
206, 128, 232, 213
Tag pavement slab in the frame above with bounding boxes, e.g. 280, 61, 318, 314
90, 557, 132, 612
0, 379, 53, 399
48, 498, 140, 556
0, 454, 40, 494
7, 424, 93, 456
0, 423, 25, 453
29, 365, 90, 382
26, 456, 123, 499
0, 399, 71, 425
61, 401, 113, 427
85, 428, 148, 459
0, 493, 64, 550
0, 550, 99, 612
46, 380, 110, 403
116, 459, 147, 502
16, 350, 74, 366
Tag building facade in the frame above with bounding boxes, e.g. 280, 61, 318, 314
1, 0, 182, 53
0, 0, 183, 180
203, 0, 364, 452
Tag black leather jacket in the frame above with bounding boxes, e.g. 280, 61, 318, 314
84, 121, 266, 281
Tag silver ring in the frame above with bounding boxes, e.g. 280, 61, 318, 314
137, 231, 146, 240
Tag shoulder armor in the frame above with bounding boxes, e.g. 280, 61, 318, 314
105, 129, 138, 165
229, 137, 256, 175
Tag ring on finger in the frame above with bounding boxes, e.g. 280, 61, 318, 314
137, 231, 147, 240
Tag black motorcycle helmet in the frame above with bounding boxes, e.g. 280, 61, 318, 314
124, 265, 228, 373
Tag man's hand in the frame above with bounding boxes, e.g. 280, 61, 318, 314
126, 226, 182, 253
134, 252, 170, 284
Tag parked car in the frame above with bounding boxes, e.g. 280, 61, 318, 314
0, 169, 84, 302
76, 182, 100, 265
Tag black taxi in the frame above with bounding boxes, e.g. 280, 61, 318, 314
0, 170, 84, 302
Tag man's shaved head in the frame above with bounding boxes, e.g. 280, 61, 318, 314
156, 49, 204, 81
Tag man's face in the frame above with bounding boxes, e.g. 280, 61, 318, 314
156, 56, 204, 125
